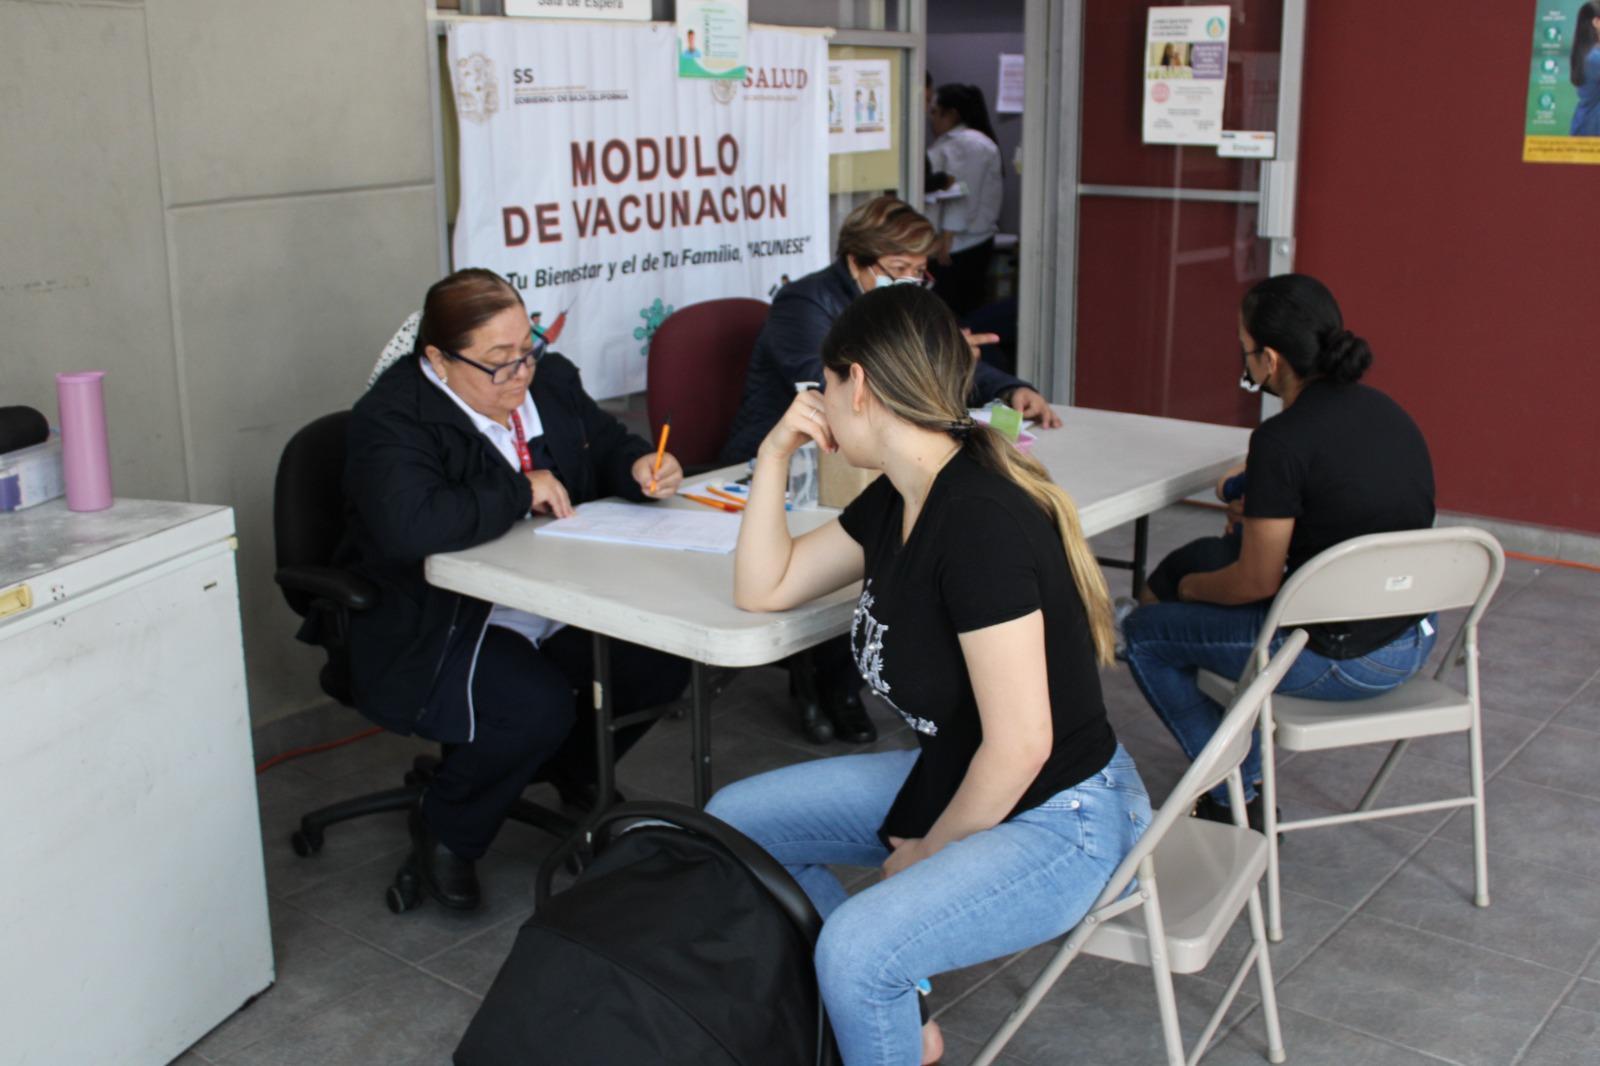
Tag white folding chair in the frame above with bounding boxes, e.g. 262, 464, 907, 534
974, 631, 1310, 1066
1195, 527, 1504, 941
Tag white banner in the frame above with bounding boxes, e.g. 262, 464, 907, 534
449, 21, 829, 399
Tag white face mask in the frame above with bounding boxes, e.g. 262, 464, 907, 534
873, 271, 923, 289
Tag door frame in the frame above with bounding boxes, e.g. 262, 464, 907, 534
1017, 0, 1310, 412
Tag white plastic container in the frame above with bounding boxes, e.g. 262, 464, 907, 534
0, 432, 66, 511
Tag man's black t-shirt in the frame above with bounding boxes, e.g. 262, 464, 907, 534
838, 450, 1119, 843
1243, 380, 1435, 657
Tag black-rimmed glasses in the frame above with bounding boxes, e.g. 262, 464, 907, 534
445, 347, 537, 385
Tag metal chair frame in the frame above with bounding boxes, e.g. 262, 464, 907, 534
1196, 526, 1505, 939
975, 632, 1311, 1066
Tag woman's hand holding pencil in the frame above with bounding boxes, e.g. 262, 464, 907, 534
634, 418, 683, 499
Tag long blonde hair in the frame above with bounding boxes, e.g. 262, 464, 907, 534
820, 286, 1116, 664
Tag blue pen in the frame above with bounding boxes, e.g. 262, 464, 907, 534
736, 467, 793, 510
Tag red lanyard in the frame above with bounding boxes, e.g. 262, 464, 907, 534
508, 410, 536, 473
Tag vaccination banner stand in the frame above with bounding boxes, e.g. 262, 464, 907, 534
1522, 1, 1600, 165
449, 20, 828, 398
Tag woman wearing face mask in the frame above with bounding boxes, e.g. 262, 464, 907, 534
722, 196, 1059, 746
722, 196, 1055, 467
709, 284, 1149, 1066
1121, 273, 1438, 831
1571, 2, 1600, 137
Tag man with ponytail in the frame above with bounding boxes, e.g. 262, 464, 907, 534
707, 285, 1150, 1066
1123, 273, 1438, 831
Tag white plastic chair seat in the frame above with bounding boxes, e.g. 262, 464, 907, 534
1085, 817, 1267, 974
1197, 670, 1472, 752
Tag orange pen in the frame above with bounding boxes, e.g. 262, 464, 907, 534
648, 416, 671, 494
683, 492, 741, 513
706, 485, 748, 508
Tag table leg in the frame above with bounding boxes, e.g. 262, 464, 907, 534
592, 631, 616, 816
691, 661, 712, 808
535, 632, 616, 905
1132, 515, 1150, 600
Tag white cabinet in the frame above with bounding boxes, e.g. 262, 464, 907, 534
0, 500, 273, 1065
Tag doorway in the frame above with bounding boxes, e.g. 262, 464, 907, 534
1018, 0, 1307, 427
926, 0, 1028, 376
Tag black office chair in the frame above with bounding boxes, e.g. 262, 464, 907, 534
272, 411, 575, 912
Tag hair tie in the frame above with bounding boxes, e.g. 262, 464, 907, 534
943, 416, 977, 441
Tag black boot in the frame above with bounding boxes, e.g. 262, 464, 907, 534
408, 804, 482, 910
790, 661, 834, 744
1192, 793, 1280, 841
823, 683, 877, 744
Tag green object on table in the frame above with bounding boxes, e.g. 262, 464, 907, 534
988, 403, 1022, 443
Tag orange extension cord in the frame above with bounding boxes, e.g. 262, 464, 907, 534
256, 726, 383, 775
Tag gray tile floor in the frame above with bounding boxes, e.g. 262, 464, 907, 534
188, 505, 1600, 1065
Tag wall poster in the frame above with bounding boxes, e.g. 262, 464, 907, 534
1142, 5, 1231, 146
677, 0, 748, 80
1523, 2, 1600, 164
827, 59, 891, 154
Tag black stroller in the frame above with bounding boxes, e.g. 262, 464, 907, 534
455, 801, 841, 1066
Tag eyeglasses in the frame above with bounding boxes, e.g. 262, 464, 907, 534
444, 347, 537, 385
872, 264, 936, 289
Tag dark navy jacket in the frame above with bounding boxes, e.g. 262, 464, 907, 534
720, 259, 1031, 463
338, 353, 653, 741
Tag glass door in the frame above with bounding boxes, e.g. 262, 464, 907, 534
1027, 0, 1306, 427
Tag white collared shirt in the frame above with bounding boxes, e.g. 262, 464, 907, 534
926, 124, 1003, 253
421, 357, 546, 472
421, 358, 565, 649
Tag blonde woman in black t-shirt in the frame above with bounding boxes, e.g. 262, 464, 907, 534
1122, 273, 1438, 833
706, 285, 1151, 1066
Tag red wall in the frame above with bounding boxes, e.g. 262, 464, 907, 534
1296, 3, 1600, 534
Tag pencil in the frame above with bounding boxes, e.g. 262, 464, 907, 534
648, 416, 671, 494
706, 485, 747, 507
683, 492, 741, 513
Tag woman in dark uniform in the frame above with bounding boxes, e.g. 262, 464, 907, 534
341, 268, 690, 910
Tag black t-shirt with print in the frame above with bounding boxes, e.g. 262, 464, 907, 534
838, 450, 1119, 844
1243, 379, 1435, 658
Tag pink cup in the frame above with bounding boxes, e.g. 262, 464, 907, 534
56, 371, 114, 511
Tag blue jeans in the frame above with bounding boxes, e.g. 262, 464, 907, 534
1122, 603, 1438, 804
706, 746, 1151, 1066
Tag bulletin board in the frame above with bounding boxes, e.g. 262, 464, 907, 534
828, 44, 905, 194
